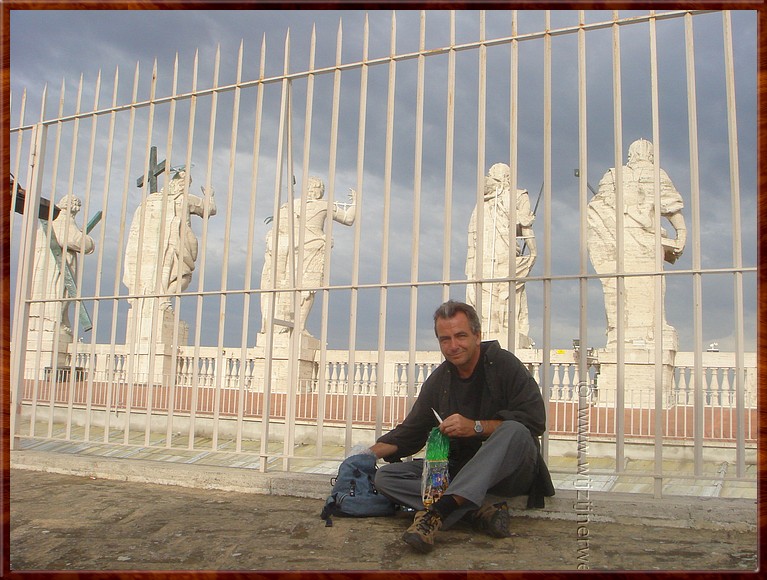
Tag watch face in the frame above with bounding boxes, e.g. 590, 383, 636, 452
474, 421, 483, 433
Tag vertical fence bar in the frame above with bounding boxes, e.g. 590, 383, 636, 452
104, 62, 139, 443
685, 13, 705, 478
167, 50, 200, 448
344, 15, 369, 449
376, 11, 397, 441
441, 11, 456, 304
406, 11, 426, 414
161, 55, 180, 422
480, 8, 488, 311
188, 47, 221, 449
283, 37, 298, 470
509, 11, 520, 353
210, 42, 244, 450
649, 11, 665, 498
722, 10, 746, 478
143, 55, 179, 447
293, 28, 321, 451
60, 74, 86, 440
140, 60, 167, 434
235, 38, 267, 453
505, 12, 519, 354
8, 88, 25, 402
472, 13, 486, 337
11, 122, 47, 448
124, 59, 159, 445
40, 81, 66, 439
15, 85, 45, 439
611, 10, 626, 472
260, 32, 291, 470
38, 80, 74, 437
540, 11, 553, 459
317, 20, 343, 454
576, 9, 591, 470
10, 89, 27, 245
78, 71, 103, 442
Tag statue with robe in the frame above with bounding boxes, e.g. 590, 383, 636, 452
123, 169, 216, 309
465, 163, 536, 349
29, 194, 95, 336
587, 139, 687, 349
260, 176, 356, 335
123, 169, 215, 354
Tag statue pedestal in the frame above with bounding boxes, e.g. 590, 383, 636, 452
253, 332, 320, 393
130, 343, 177, 385
127, 305, 189, 384
516, 333, 535, 350
25, 327, 72, 380
595, 346, 677, 409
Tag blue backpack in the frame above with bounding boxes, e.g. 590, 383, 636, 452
320, 453, 396, 526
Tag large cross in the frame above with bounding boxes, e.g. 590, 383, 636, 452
11, 175, 60, 220
39, 210, 102, 333
135, 146, 167, 193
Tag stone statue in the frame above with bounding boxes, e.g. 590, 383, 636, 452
123, 169, 216, 309
122, 169, 215, 366
29, 194, 95, 336
260, 176, 357, 335
465, 163, 536, 349
587, 138, 687, 349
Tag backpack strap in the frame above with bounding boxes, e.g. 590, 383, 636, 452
320, 494, 337, 527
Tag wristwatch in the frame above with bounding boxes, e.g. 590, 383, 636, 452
474, 420, 484, 434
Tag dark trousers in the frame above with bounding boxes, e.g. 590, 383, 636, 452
374, 420, 538, 528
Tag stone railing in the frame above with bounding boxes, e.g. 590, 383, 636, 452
51, 344, 757, 408
18, 344, 757, 442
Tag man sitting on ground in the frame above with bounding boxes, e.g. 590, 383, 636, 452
369, 299, 554, 553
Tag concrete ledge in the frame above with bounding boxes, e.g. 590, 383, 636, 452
506, 490, 757, 533
11, 449, 330, 498
11, 449, 756, 533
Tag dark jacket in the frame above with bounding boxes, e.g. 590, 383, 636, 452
377, 340, 555, 507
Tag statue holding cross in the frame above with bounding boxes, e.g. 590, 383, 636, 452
123, 150, 216, 363
29, 194, 96, 337
124, 160, 216, 305
136, 146, 167, 194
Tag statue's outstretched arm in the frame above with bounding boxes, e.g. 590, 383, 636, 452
187, 186, 217, 218
333, 188, 357, 225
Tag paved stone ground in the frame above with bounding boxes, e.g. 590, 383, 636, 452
10, 469, 758, 572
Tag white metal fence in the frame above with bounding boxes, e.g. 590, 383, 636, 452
10, 10, 757, 496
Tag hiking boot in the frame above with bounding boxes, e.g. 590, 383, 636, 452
471, 501, 511, 538
402, 509, 443, 553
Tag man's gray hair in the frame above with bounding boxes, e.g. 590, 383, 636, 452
433, 300, 482, 336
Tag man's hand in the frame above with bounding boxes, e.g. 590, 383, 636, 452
439, 414, 476, 438
439, 414, 503, 438
369, 442, 397, 459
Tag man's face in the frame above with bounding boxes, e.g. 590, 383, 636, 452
435, 311, 481, 378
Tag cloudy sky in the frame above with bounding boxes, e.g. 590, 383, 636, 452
9, 9, 758, 353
